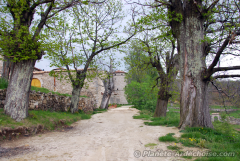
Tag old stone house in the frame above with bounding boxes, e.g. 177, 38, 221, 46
110, 70, 128, 104
0, 60, 128, 107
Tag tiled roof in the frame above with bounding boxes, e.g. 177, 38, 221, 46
52, 67, 65, 70
114, 70, 126, 73
34, 67, 43, 71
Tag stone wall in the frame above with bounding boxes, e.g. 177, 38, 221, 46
0, 89, 97, 113
229, 117, 240, 125
32, 71, 104, 108
210, 109, 238, 112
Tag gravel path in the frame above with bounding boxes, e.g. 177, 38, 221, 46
0, 106, 195, 161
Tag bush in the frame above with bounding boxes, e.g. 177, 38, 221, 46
124, 78, 158, 112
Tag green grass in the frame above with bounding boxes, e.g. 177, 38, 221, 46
0, 109, 91, 130
133, 114, 151, 120
144, 112, 180, 127
167, 145, 181, 150
179, 126, 240, 160
133, 107, 240, 161
133, 107, 179, 127
133, 109, 153, 120
145, 143, 157, 148
159, 133, 177, 142
210, 105, 238, 109
225, 110, 240, 119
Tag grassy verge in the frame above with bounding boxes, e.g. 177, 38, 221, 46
0, 109, 92, 130
133, 107, 240, 161
224, 110, 240, 119
210, 105, 238, 109
0, 108, 107, 141
133, 109, 180, 127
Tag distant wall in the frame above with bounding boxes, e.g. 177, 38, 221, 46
0, 89, 96, 113
32, 71, 104, 108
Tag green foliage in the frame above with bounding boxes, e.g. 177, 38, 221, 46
159, 133, 177, 142
125, 75, 158, 112
0, 0, 54, 62
0, 78, 8, 89
44, 0, 130, 90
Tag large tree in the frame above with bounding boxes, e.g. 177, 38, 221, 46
157, 0, 240, 129
98, 58, 115, 109
46, 0, 136, 113
0, 0, 88, 121
125, 5, 179, 117
139, 36, 179, 117
130, 0, 240, 128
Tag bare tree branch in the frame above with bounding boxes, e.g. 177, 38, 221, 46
213, 74, 240, 79
206, 0, 220, 13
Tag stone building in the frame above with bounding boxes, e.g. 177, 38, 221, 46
109, 70, 128, 104
32, 68, 105, 108
0, 57, 128, 106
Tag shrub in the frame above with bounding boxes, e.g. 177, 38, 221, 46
125, 79, 158, 112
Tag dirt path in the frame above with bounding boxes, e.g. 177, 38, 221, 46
0, 106, 197, 161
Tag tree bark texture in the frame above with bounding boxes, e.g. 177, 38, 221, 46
100, 77, 114, 109
70, 71, 86, 113
1, 56, 12, 80
154, 90, 169, 117
170, 1, 213, 129
70, 86, 81, 113
4, 59, 36, 121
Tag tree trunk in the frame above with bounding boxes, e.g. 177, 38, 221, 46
154, 93, 169, 117
70, 86, 81, 113
170, 1, 213, 129
4, 59, 36, 121
1, 56, 12, 80
100, 78, 114, 109
153, 78, 171, 117
70, 71, 86, 113
100, 93, 110, 109
100, 59, 114, 109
